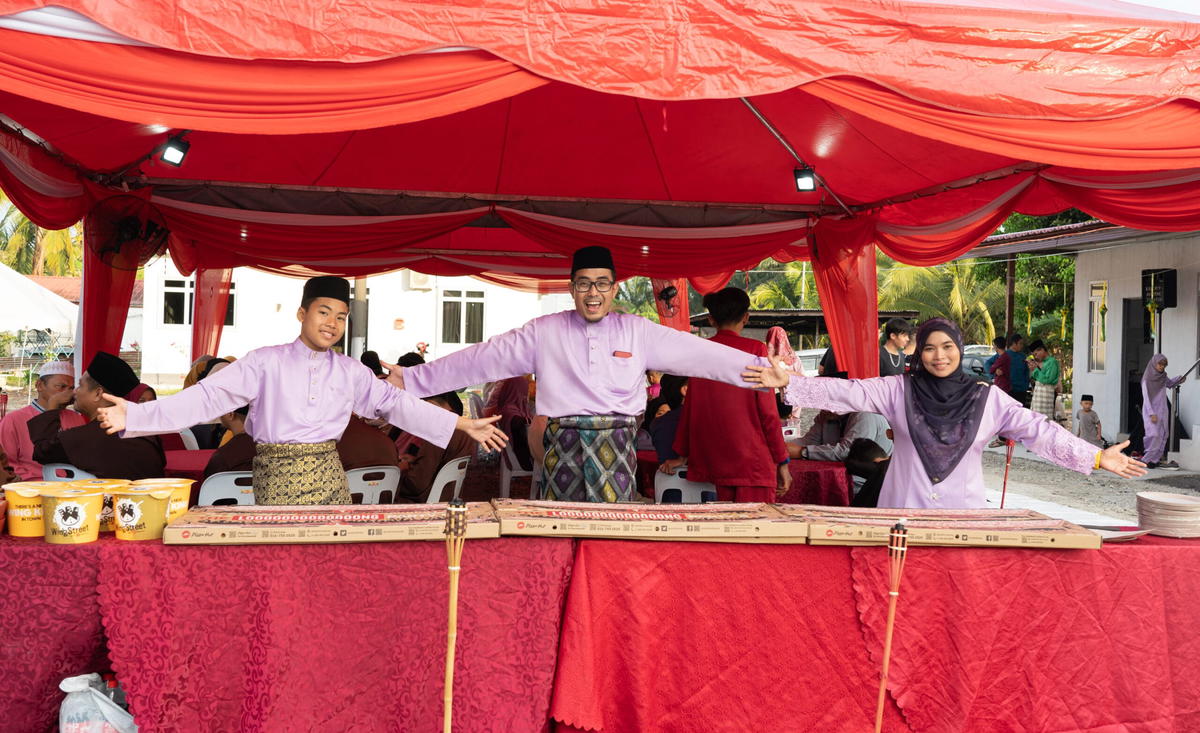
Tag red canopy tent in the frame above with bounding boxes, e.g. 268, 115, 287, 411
0, 0, 1198, 376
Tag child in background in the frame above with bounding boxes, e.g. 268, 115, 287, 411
1074, 394, 1104, 448
646, 371, 663, 399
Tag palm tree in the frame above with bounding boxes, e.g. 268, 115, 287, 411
749, 261, 814, 309
878, 259, 1006, 343
614, 277, 659, 321
0, 192, 82, 276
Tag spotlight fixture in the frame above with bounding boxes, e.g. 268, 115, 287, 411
160, 135, 190, 167
794, 166, 816, 192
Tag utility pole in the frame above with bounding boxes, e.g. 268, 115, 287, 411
350, 277, 367, 358
1004, 256, 1016, 338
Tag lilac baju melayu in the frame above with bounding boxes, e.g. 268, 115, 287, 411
122, 339, 458, 504
1141, 354, 1185, 464
404, 310, 766, 500
783, 375, 1099, 509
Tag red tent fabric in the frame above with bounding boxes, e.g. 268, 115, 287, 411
0, 0, 1197, 373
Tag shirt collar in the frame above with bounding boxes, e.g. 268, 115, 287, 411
31, 400, 47, 413
291, 337, 332, 361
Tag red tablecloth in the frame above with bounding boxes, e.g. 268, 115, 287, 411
164, 449, 215, 482
779, 459, 852, 505
97, 536, 574, 731
852, 535, 1200, 732
551, 537, 1200, 732
0, 535, 110, 733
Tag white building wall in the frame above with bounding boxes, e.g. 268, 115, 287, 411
137, 260, 571, 387
1072, 232, 1200, 465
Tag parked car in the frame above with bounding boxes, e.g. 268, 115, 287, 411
961, 353, 992, 382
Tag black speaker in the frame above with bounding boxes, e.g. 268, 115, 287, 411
1142, 268, 1177, 309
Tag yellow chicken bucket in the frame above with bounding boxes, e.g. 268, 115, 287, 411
130, 479, 195, 523
111, 486, 173, 541
40, 487, 104, 544
5, 481, 57, 538
69, 479, 131, 533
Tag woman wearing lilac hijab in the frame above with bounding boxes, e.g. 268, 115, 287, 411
1141, 354, 1184, 469
744, 318, 1146, 509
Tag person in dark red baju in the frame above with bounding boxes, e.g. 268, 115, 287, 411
663, 288, 791, 502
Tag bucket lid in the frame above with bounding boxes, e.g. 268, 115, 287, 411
4, 481, 59, 497
131, 478, 196, 487
70, 479, 132, 490
40, 486, 102, 499
113, 486, 174, 499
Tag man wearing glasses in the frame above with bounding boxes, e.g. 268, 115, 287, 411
398, 246, 768, 503
0, 360, 85, 480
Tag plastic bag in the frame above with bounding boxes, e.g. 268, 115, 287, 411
59, 674, 137, 733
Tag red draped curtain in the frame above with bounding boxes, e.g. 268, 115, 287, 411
191, 268, 233, 361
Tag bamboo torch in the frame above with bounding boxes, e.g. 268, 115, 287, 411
1001, 438, 1016, 509
874, 520, 909, 733
443, 498, 468, 733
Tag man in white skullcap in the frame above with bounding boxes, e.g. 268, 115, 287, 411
0, 360, 85, 480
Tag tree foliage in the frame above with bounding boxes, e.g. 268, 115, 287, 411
0, 192, 83, 276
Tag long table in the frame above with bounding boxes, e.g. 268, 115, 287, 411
5, 534, 1200, 731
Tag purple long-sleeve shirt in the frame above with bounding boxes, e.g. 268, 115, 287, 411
783, 375, 1099, 509
123, 339, 456, 447
405, 310, 767, 418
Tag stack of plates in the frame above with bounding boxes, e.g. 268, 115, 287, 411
1136, 491, 1200, 537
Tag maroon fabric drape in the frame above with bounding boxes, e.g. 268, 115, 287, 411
809, 218, 880, 379
650, 277, 691, 332
191, 267, 232, 361
80, 235, 137, 368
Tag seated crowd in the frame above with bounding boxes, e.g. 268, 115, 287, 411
1, 293, 895, 509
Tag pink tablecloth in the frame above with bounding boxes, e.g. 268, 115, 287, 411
779, 459, 852, 506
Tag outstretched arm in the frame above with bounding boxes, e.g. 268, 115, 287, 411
995, 391, 1145, 478
746, 357, 899, 418
643, 321, 768, 387
104, 357, 259, 437
403, 322, 538, 398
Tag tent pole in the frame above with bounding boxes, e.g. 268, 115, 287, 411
350, 277, 368, 358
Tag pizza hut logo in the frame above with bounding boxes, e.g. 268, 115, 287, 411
181, 530, 191, 539
52, 501, 87, 532
826, 529, 834, 537
517, 521, 526, 529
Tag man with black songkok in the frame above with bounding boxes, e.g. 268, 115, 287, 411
97, 275, 506, 505
29, 351, 165, 480
393, 246, 771, 503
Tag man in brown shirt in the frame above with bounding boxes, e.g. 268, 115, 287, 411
395, 392, 474, 502
29, 351, 164, 480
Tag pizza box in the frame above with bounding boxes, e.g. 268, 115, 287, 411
491, 498, 809, 543
774, 504, 1101, 550
163, 502, 499, 545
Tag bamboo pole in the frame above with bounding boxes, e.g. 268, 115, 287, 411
874, 521, 909, 733
443, 498, 468, 733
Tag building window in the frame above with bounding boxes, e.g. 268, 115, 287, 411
162, 279, 236, 326
1088, 281, 1106, 372
441, 290, 484, 344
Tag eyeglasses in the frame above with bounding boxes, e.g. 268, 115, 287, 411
571, 278, 614, 293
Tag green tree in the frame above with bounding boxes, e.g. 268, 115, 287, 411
748, 261, 816, 310
0, 192, 82, 276
613, 277, 659, 321
877, 258, 1006, 343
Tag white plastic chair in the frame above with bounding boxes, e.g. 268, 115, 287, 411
346, 465, 402, 504
499, 441, 539, 499
782, 426, 800, 440
654, 467, 717, 504
197, 471, 256, 505
42, 463, 96, 481
177, 427, 200, 450
424, 455, 471, 503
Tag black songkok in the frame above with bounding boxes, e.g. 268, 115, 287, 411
86, 351, 140, 397
1081, 394, 1095, 402
302, 276, 351, 307
570, 246, 616, 278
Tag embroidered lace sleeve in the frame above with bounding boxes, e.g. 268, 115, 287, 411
782, 375, 901, 423
995, 391, 1096, 474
